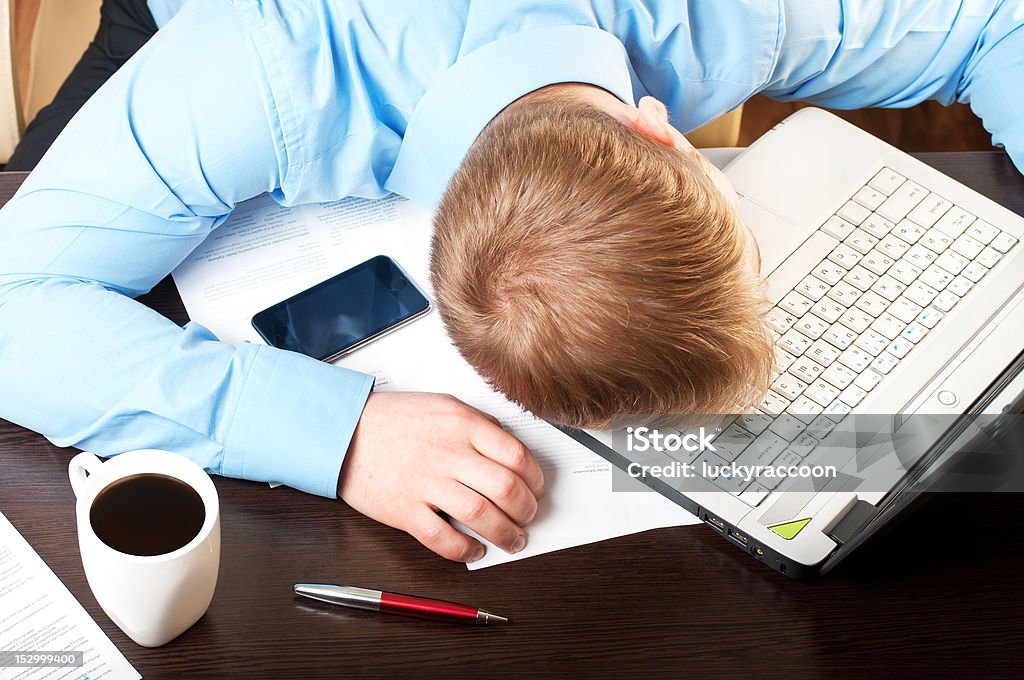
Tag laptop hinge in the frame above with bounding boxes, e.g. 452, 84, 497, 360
827, 500, 877, 546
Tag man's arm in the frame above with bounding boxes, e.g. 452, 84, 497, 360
0, 0, 543, 561
0, 0, 373, 497
762, 0, 1024, 172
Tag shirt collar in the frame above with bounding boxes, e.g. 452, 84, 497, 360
385, 25, 636, 209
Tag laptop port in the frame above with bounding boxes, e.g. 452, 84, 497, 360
728, 529, 749, 546
752, 545, 765, 558
705, 514, 726, 532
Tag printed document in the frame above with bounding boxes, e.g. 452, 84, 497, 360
0, 512, 139, 680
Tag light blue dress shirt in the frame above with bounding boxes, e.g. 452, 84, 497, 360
0, 0, 1021, 498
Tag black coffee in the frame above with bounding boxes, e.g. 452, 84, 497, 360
90, 474, 205, 557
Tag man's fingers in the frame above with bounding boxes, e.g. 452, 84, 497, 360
436, 480, 526, 555
454, 451, 538, 527
468, 419, 545, 500
405, 507, 485, 563
463, 402, 502, 427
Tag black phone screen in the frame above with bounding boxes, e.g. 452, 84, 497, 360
251, 255, 430, 361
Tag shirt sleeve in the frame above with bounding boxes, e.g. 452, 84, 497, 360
0, 0, 373, 498
762, 0, 1024, 173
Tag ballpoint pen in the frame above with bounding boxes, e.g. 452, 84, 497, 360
293, 584, 509, 625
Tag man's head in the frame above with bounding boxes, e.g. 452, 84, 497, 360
430, 84, 774, 428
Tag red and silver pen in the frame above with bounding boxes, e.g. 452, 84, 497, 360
293, 584, 509, 625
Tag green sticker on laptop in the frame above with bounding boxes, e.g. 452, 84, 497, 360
768, 517, 812, 540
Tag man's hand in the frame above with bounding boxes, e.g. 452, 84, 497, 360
337, 392, 545, 562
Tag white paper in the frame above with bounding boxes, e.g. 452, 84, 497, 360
0, 512, 140, 680
168, 155, 754, 568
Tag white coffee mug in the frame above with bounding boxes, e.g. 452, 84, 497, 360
69, 449, 220, 648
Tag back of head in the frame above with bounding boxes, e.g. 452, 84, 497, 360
431, 90, 774, 428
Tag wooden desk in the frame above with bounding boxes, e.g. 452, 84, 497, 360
1, 155, 1023, 678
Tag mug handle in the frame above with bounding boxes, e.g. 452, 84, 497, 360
69, 452, 104, 498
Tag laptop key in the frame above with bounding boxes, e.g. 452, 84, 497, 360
811, 298, 846, 323
854, 290, 889, 316
878, 234, 910, 259
853, 186, 886, 210
766, 307, 797, 333
787, 396, 824, 423
844, 228, 879, 254
860, 250, 895, 276
892, 220, 926, 244
960, 261, 987, 283
853, 371, 881, 391
758, 391, 790, 416
914, 306, 943, 329
844, 265, 878, 291
888, 296, 922, 323
886, 338, 913, 359
794, 314, 829, 340
821, 216, 856, 240
804, 379, 841, 407
775, 348, 797, 374
790, 356, 825, 383
738, 483, 772, 507
948, 276, 973, 297
870, 313, 906, 341
870, 275, 906, 301
779, 330, 812, 356
739, 411, 772, 435
776, 449, 804, 468
822, 363, 855, 390
838, 346, 872, 373
920, 228, 952, 253
905, 280, 939, 307
827, 280, 863, 306
779, 291, 814, 316
854, 328, 889, 355
805, 414, 836, 440
769, 413, 807, 442
976, 247, 1001, 268
966, 220, 999, 244
838, 201, 871, 226
868, 168, 906, 196
877, 180, 926, 222
951, 234, 984, 260
908, 193, 951, 228
935, 250, 968, 275
860, 214, 894, 239
839, 307, 873, 333
812, 261, 848, 286
889, 259, 922, 285
933, 207, 975, 238
714, 423, 757, 462
871, 353, 899, 375
828, 243, 863, 268
807, 340, 840, 367
906, 244, 937, 268
900, 323, 929, 344
823, 323, 857, 350
932, 290, 959, 313
990, 232, 1018, 253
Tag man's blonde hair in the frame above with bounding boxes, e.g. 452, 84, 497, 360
430, 91, 774, 428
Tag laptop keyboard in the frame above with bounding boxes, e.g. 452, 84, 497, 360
691, 167, 1018, 507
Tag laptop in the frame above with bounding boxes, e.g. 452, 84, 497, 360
562, 108, 1024, 579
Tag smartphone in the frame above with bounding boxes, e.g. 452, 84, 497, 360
251, 255, 431, 362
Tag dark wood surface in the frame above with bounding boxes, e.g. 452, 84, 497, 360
740, 96, 997, 153
1, 155, 1023, 679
